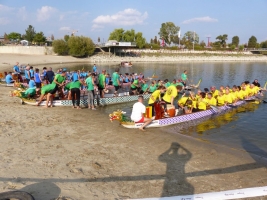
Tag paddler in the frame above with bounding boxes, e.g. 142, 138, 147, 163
206, 93, 217, 107
217, 91, 226, 106
224, 89, 233, 105
130, 78, 139, 95
196, 92, 207, 111
70, 79, 84, 109
131, 95, 152, 131
162, 85, 183, 108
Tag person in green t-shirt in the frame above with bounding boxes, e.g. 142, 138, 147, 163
70, 80, 83, 109
181, 70, 188, 86
112, 69, 120, 95
140, 80, 149, 94
130, 79, 139, 95
149, 81, 157, 93
85, 73, 96, 110
98, 70, 106, 98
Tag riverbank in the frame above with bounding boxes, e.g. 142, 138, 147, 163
0, 53, 267, 70
0, 85, 266, 199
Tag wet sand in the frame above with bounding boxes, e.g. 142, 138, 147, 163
0, 55, 267, 199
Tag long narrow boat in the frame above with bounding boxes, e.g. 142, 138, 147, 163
21, 93, 152, 106
109, 97, 258, 128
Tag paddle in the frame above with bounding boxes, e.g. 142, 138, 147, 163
210, 105, 223, 113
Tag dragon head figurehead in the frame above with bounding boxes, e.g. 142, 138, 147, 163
109, 110, 125, 122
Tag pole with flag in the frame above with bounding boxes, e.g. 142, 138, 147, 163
178, 30, 181, 48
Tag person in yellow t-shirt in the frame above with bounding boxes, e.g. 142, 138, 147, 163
224, 89, 233, 104
195, 89, 202, 101
219, 86, 225, 94
210, 86, 219, 98
217, 91, 226, 106
178, 92, 190, 108
196, 92, 207, 111
238, 86, 248, 100
206, 93, 217, 107
148, 86, 165, 116
163, 85, 183, 106
231, 85, 238, 103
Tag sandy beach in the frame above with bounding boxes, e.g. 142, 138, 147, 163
0, 54, 267, 199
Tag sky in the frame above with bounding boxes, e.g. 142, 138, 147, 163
0, 0, 267, 44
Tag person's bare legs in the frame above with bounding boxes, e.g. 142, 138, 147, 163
45, 93, 51, 108
37, 94, 45, 106
139, 117, 152, 131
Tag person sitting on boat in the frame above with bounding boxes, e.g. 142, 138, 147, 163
119, 74, 125, 83
178, 91, 191, 110
217, 91, 226, 106
210, 86, 219, 98
195, 89, 202, 101
131, 95, 152, 131
148, 86, 165, 116
196, 92, 207, 111
148, 81, 157, 93
139, 79, 149, 94
22, 76, 36, 98
224, 89, 234, 105
123, 73, 130, 83
206, 93, 217, 107
239, 85, 249, 100
71, 70, 79, 82
219, 85, 225, 94
252, 79, 260, 87
231, 85, 238, 104
251, 83, 260, 96
5, 72, 15, 84
164, 79, 171, 88
130, 79, 139, 95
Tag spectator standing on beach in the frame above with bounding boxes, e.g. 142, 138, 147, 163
45, 67, 55, 84
112, 69, 120, 96
85, 73, 96, 110
98, 70, 106, 98
29, 66, 34, 78
181, 70, 188, 87
42, 67, 47, 81
34, 68, 42, 88
70, 80, 83, 109
24, 66, 31, 84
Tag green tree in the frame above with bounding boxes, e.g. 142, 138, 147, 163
158, 22, 180, 45
135, 32, 146, 48
216, 34, 228, 48
150, 38, 153, 44
260, 40, 267, 48
200, 40, 206, 48
122, 29, 135, 42
25, 25, 36, 42
52, 39, 69, 55
7, 32, 21, 41
181, 31, 199, 49
172, 35, 179, 46
230, 44, 236, 50
108, 28, 125, 41
68, 36, 95, 57
33, 32, 46, 45
153, 36, 158, 44
248, 36, 257, 48
64, 35, 70, 42
51, 34, 55, 41
239, 45, 244, 51
232, 36, 239, 46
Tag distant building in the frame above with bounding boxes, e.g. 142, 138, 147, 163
0, 36, 4, 42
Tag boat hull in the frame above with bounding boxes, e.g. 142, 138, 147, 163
120, 99, 253, 129
21, 93, 151, 106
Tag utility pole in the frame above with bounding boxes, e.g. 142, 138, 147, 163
206, 37, 211, 47
193, 31, 195, 51
178, 30, 181, 49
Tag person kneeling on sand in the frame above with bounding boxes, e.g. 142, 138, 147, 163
131, 95, 152, 131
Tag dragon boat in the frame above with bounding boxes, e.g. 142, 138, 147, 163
109, 96, 259, 129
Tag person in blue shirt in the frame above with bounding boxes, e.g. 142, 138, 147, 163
72, 70, 79, 82
13, 62, 20, 73
24, 66, 31, 84
5, 72, 14, 84
92, 64, 97, 73
22, 77, 36, 98
29, 66, 34, 78
34, 68, 42, 88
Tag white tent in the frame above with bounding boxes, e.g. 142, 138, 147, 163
20, 40, 28, 46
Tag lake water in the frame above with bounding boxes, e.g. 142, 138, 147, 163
55, 62, 267, 158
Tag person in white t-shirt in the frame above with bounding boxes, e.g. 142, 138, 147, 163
131, 95, 152, 131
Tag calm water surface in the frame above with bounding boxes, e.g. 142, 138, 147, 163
52, 62, 267, 158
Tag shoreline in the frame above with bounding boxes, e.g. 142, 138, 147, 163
0, 53, 267, 70
1, 53, 267, 199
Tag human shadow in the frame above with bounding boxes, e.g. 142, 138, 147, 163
19, 182, 61, 200
158, 142, 193, 196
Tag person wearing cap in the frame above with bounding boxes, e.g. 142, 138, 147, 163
131, 95, 152, 131
98, 70, 106, 98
